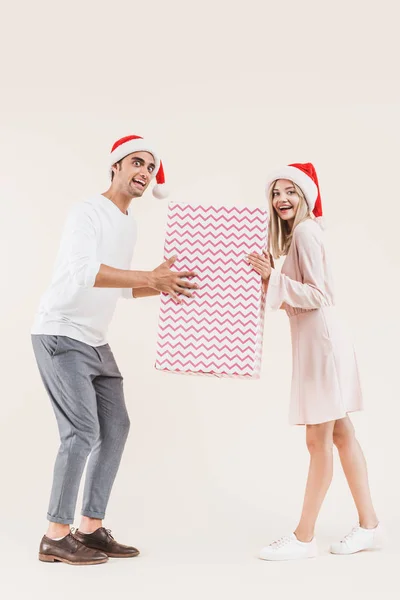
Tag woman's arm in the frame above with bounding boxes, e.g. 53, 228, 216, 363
266, 226, 329, 311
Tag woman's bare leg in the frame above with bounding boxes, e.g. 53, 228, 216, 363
294, 421, 336, 542
333, 416, 378, 528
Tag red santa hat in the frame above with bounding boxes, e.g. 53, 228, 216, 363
109, 135, 168, 199
265, 162, 322, 218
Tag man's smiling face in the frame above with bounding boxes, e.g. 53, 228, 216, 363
112, 151, 156, 198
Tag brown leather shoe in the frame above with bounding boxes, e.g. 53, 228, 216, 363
39, 533, 109, 565
74, 527, 140, 558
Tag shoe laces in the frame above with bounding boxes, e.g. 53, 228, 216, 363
70, 526, 113, 542
66, 531, 81, 550
271, 536, 292, 549
341, 526, 360, 543
104, 528, 115, 540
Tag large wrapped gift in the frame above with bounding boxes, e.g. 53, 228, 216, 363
155, 202, 268, 378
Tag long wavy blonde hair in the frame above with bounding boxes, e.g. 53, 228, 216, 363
268, 180, 311, 259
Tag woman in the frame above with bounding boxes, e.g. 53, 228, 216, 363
248, 163, 382, 561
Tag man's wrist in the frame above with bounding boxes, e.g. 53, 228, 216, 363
145, 271, 156, 289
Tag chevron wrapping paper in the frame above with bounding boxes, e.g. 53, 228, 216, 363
155, 202, 269, 378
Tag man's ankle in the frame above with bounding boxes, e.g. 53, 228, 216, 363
46, 523, 70, 540
78, 517, 103, 534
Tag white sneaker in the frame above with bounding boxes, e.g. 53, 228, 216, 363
259, 533, 318, 561
330, 523, 383, 555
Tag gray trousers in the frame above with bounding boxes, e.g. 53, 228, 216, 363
31, 335, 130, 525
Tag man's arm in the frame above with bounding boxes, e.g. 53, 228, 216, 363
94, 264, 153, 289
65, 205, 197, 303
94, 258, 197, 304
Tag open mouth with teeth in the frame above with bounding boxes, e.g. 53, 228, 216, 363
131, 178, 146, 188
278, 205, 293, 212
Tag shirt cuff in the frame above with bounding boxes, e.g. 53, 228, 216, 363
85, 261, 102, 287
121, 287, 134, 300
266, 268, 282, 310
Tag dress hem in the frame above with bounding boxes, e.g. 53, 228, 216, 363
290, 408, 363, 427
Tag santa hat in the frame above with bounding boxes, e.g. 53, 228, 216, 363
265, 162, 322, 218
109, 135, 168, 199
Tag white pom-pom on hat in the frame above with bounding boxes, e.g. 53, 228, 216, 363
152, 183, 169, 199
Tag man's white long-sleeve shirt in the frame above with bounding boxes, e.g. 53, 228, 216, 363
32, 194, 137, 346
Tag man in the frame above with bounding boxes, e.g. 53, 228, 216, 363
32, 135, 197, 565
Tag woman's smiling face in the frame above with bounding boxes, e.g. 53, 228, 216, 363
271, 179, 301, 225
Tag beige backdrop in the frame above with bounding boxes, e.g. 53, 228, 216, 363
1, 0, 399, 598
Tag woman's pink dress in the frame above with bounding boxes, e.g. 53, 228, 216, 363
267, 218, 363, 425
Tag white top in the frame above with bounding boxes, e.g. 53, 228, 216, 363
32, 194, 137, 346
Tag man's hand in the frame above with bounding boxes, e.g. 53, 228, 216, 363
149, 256, 198, 304
247, 249, 272, 281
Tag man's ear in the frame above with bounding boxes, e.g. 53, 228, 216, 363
111, 161, 121, 180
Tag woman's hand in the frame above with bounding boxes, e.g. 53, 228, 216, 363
247, 249, 272, 281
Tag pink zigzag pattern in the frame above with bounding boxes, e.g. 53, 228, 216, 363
169, 260, 252, 275
163, 298, 259, 312
157, 349, 254, 362
164, 233, 264, 245
194, 289, 259, 300
165, 228, 265, 240
159, 306, 258, 321
157, 356, 255, 369
157, 341, 255, 355
166, 312, 259, 325
158, 343, 256, 356
158, 326, 259, 340
168, 203, 268, 219
196, 284, 260, 294
157, 359, 254, 375
164, 245, 259, 260
158, 323, 258, 336
168, 215, 264, 233
155, 202, 268, 377
158, 315, 258, 329
190, 298, 259, 310
167, 218, 266, 233
166, 220, 266, 235
169, 212, 262, 225
168, 218, 262, 232
157, 332, 256, 345
169, 204, 262, 215
164, 268, 259, 282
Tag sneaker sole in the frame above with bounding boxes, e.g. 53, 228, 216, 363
38, 553, 108, 565
330, 535, 384, 555
259, 552, 317, 561
330, 545, 381, 555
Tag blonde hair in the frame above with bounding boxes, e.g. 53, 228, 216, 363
268, 180, 311, 259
